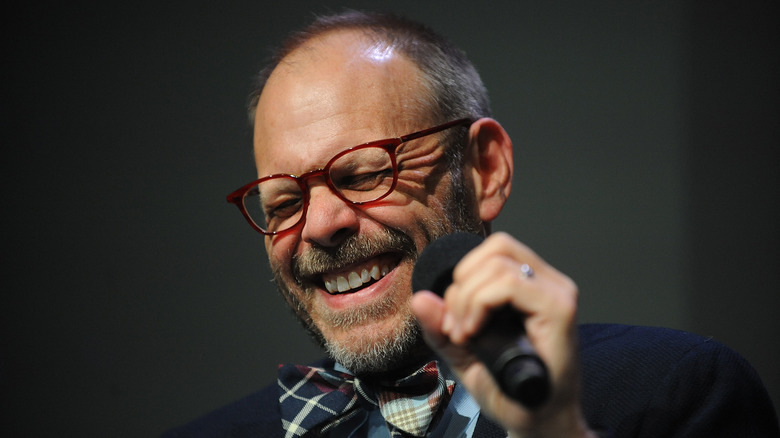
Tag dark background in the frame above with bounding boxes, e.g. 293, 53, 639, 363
2, 1, 777, 436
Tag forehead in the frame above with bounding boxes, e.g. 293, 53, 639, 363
252, 30, 429, 176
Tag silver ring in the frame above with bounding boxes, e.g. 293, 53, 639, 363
520, 263, 534, 279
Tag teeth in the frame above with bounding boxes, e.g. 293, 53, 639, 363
348, 272, 362, 288
323, 263, 393, 294
337, 276, 350, 293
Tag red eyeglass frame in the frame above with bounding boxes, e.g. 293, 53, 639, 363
226, 118, 474, 235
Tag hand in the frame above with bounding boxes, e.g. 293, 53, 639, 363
411, 232, 596, 437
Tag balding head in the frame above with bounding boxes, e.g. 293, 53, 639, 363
253, 29, 430, 178
247, 11, 491, 127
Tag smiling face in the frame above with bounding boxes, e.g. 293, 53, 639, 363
253, 30, 481, 374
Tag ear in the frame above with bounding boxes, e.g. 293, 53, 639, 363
466, 118, 513, 223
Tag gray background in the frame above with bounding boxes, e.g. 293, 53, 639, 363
2, 1, 777, 436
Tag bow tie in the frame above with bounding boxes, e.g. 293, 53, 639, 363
277, 361, 455, 437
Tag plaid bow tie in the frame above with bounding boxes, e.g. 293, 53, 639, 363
277, 361, 455, 437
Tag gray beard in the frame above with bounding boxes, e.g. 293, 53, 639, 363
271, 226, 427, 375
271, 172, 482, 375
323, 306, 426, 375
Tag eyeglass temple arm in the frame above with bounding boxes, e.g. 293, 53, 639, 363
399, 118, 475, 143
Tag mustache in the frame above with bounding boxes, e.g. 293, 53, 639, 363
292, 228, 418, 283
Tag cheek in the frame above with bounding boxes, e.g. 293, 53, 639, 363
361, 200, 450, 250
374, 167, 453, 221
265, 234, 297, 277
394, 164, 448, 199
374, 187, 451, 228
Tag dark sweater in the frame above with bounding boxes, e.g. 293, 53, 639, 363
164, 324, 780, 437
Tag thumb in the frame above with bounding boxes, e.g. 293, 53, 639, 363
410, 290, 449, 349
411, 290, 484, 378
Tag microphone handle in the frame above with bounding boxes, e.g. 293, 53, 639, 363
468, 305, 550, 410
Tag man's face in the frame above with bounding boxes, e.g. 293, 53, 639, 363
252, 31, 478, 373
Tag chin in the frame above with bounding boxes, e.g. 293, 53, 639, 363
321, 310, 427, 375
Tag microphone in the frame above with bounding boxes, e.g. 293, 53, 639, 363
412, 232, 550, 409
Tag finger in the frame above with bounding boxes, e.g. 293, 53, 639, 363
411, 290, 483, 372
409, 290, 448, 349
453, 233, 575, 331
445, 234, 544, 343
448, 254, 532, 341
455, 232, 548, 283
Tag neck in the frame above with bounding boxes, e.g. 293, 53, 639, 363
352, 341, 437, 382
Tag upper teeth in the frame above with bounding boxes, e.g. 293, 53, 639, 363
324, 264, 390, 294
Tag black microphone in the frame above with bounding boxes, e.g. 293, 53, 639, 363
412, 232, 550, 409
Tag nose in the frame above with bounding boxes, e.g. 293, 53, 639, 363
300, 184, 359, 248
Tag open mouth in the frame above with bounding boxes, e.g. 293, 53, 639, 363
322, 258, 399, 294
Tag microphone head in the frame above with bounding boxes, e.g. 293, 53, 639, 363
412, 232, 484, 296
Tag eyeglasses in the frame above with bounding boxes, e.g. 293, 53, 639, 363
227, 118, 474, 235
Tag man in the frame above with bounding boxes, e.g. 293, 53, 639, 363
166, 11, 779, 438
